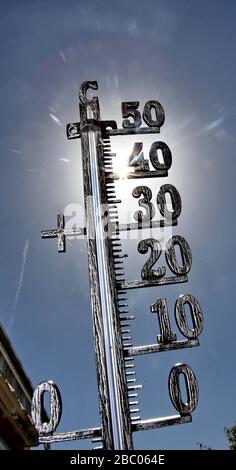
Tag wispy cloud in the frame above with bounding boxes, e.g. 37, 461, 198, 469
8, 240, 29, 330
49, 113, 62, 125
10, 148, 22, 154
204, 116, 224, 133
59, 50, 66, 63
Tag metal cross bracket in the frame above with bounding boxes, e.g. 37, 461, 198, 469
41, 214, 85, 252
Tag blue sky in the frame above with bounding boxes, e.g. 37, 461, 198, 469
0, 0, 235, 449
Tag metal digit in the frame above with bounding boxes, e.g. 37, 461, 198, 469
122, 102, 142, 128
138, 239, 166, 280
132, 186, 155, 223
128, 142, 150, 172
175, 294, 203, 339
150, 298, 177, 344
149, 141, 172, 171
143, 100, 165, 128
157, 184, 182, 220
168, 363, 199, 414
79, 81, 99, 112
165, 235, 192, 275
31, 380, 62, 434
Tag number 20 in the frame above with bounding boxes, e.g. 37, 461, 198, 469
138, 236, 192, 280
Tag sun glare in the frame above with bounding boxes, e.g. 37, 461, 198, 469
114, 158, 129, 179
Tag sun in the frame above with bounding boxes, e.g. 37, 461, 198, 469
113, 158, 129, 179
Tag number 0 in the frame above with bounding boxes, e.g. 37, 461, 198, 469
31, 380, 62, 434
143, 100, 165, 128
168, 363, 199, 414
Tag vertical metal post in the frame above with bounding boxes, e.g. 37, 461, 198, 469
79, 83, 132, 449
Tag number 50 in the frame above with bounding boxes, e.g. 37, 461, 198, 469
122, 100, 165, 129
